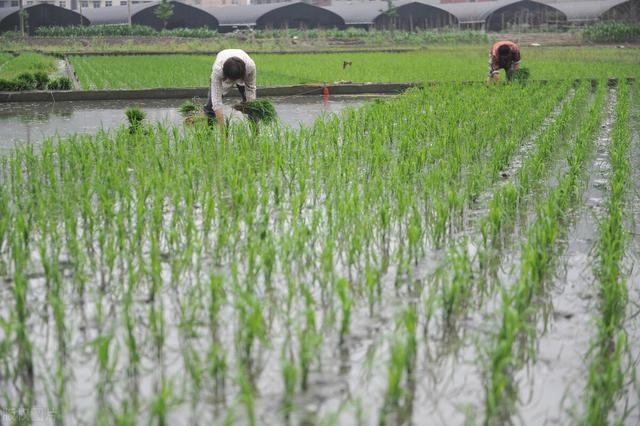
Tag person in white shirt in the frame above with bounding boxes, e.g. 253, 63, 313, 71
203, 49, 257, 127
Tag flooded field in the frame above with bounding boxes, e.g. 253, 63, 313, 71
0, 95, 378, 149
0, 82, 638, 426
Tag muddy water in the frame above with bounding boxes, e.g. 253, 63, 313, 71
0, 95, 381, 150
517, 88, 617, 425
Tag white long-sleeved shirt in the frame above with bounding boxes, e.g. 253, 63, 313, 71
209, 49, 257, 111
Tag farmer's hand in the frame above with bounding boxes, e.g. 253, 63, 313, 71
214, 109, 225, 127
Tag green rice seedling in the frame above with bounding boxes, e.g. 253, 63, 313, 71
238, 367, 256, 426
149, 302, 166, 362
299, 286, 321, 391
125, 107, 146, 133
281, 350, 298, 416
382, 337, 407, 419
438, 241, 473, 330
235, 290, 267, 380
381, 306, 418, 425
208, 341, 228, 400
150, 380, 175, 426
336, 278, 352, 344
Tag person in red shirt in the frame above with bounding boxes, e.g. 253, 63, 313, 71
488, 41, 521, 82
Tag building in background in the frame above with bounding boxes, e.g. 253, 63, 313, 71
0, 0, 153, 10
246, 0, 328, 5
186, 0, 248, 7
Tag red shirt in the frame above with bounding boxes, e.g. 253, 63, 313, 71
489, 41, 521, 77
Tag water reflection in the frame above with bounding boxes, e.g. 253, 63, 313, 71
0, 96, 383, 150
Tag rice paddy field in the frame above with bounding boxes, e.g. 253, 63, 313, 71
1, 47, 640, 426
68, 46, 640, 89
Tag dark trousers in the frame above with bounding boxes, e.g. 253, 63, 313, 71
505, 67, 515, 81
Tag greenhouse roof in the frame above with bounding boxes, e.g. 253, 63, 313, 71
323, 0, 456, 25
0, 4, 87, 29
437, 0, 544, 24
203, 1, 345, 27
82, 1, 218, 26
0, 7, 18, 22
552, 0, 634, 22
323, 1, 395, 25
82, 3, 156, 25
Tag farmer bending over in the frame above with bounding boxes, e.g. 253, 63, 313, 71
203, 49, 257, 127
488, 41, 521, 82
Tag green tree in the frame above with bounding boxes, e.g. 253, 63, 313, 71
154, 0, 174, 30
385, 0, 398, 31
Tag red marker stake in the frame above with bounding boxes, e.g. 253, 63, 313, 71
323, 83, 329, 102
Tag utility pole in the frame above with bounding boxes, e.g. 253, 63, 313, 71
128, 0, 132, 26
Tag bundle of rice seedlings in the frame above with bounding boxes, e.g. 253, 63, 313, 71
511, 67, 530, 82
125, 106, 146, 133
179, 100, 199, 117
233, 99, 277, 124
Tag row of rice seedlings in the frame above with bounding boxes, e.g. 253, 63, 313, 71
426, 82, 567, 247
290, 82, 568, 420
68, 50, 640, 90
431, 80, 577, 337
483, 82, 607, 424
584, 80, 633, 425
411, 82, 589, 421
479, 81, 592, 274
